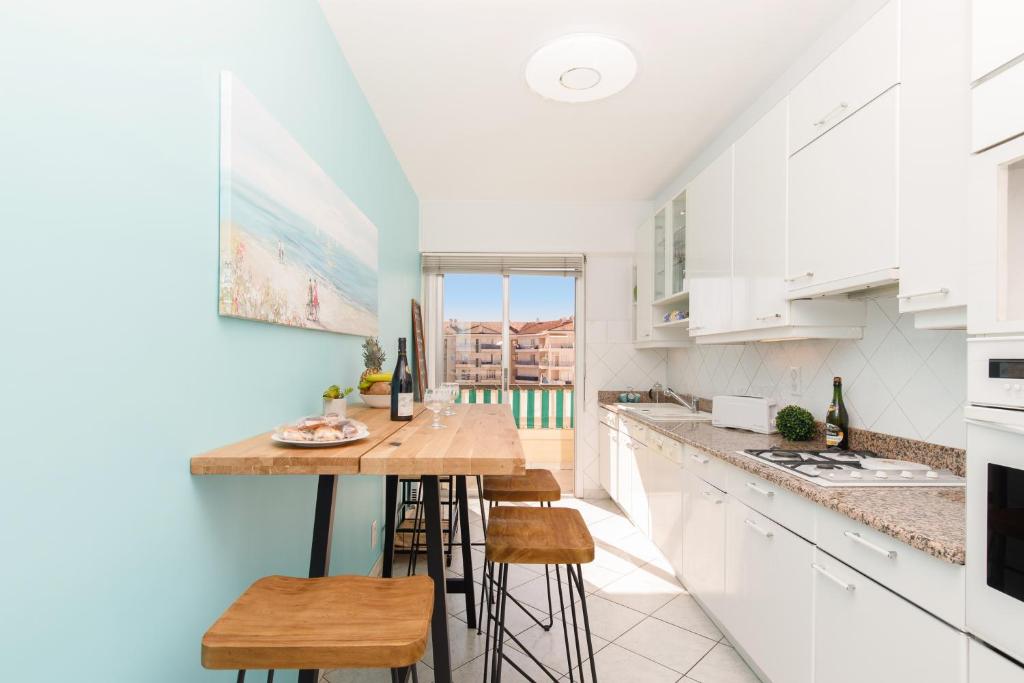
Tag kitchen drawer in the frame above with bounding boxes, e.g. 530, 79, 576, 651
815, 506, 965, 627
599, 408, 618, 430
646, 430, 683, 466
618, 416, 648, 446
726, 468, 817, 541
681, 444, 731, 491
972, 59, 1024, 152
969, 638, 1024, 682
788, 0, 900, 154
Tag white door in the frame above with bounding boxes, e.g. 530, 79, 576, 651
724, 499, 813, 683
687, 148, 733, 335
732, 99, 789, 331
680, 469, 727, 611
971, 0, 1024, 82
812, 550, 968, 683
788, 87, 899, 296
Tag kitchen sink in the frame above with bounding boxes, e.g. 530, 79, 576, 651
616, 404, 713, 422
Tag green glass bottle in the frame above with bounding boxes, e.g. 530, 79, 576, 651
825, 376, 849, 449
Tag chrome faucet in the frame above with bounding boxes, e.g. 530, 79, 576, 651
664, 386, 700, 413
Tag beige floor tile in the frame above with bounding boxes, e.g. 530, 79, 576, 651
450, 648, 535, 683
590, 543, 649, 575
686, 643, 761, 683
596, 565, 684, 615
509, 572, 579, 612
651, 593, 723, 641
588, 513, 642, 542
422, 616, 489, 671
583, 643, 684, 683
555, 593, 646, 642
615, 616, 717, 674
323, 661, 433, 683
504, 621, 609, 675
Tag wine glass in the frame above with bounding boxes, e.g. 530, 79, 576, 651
425, 388, 447, 429
442, 382, 459, 416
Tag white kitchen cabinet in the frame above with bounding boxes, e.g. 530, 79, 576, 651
680, 469, 727, 613
628, 439, 650, 536
812, 549, 968, 683
788, 87, 900, 298
686, 147, 733, 336
969, 638, 1024, 683
644, 434, 684, 578
972, 60, 1024, 153
633, 218, 654, 342
598, 420, 615, 498
616, 433, 635, 518
653, 208, 667, 302
971, 0, 1024, 83
725, 499, 813, 683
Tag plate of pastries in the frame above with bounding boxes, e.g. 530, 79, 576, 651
272, 414, 370, 447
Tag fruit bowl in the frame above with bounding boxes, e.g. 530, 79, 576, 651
360, 394, 390, 409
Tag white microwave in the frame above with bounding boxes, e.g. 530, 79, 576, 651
968, 337, 1024, 410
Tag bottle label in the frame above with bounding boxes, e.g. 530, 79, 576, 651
397, 393, 413, 417
825, 422, 844, 447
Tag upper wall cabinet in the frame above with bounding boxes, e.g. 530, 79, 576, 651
687, 148, 734, 337
971, 0, 1024, 83
788, 0, 900, 155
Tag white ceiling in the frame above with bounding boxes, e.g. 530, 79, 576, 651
319, 0, 856, 201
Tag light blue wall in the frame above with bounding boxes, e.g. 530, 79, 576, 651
0, 0, 418, 680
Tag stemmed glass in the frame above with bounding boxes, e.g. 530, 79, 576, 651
425, 388, 447, 429
442, 382, 460, 416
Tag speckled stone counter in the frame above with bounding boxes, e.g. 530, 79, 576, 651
600, 402, 966, 565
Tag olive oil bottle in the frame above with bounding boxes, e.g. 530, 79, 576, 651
825, 376, 849, 449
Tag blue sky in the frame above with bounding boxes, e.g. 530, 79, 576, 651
444, 274, 575, 322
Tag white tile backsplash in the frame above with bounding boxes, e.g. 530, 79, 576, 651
665, 294, 967, 449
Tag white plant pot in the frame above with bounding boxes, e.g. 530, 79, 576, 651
323, 397, 348, 417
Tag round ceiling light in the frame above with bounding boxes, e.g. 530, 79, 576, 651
525, 34, 637, 103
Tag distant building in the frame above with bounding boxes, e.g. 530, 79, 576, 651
443, 317, 575, 386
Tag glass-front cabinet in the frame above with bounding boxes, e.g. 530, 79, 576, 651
671, 190, 687, 295
653, 208, 666, 301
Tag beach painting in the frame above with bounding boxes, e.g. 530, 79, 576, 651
218, 72, 378, 335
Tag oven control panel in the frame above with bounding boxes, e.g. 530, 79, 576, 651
969, 337, 1024, 409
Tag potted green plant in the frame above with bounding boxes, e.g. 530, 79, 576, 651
775, 405, 817, 441
322, 385, 354, 417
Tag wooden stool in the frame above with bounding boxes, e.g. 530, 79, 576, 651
477, 469, 562, 634
482, 507, 598, 683
202, 575, 433, 683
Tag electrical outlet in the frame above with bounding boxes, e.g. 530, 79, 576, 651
789, 366, 802, 396
370, 520, 378, 550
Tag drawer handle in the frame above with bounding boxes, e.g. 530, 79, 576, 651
897, 287, 950, 301
746, 482, 775, 498
702, 490, 724, 505
784, 271, 814, 283
844, 531, 898, 560
812, 562, 856, 592
690, 453, 710, 465
813, 102, 849, 127
689, 325, 704, 331
755, 313, 783, 321
744, 518, 774, 539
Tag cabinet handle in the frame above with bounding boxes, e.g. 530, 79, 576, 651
690, 453, 710, 465
745, 482, 775, 498
897, 287, 949, 301
689, 325, 704, 331
755, 313, 782, 321
813, 102, 849, 127
744, 518, 774, 539
843, 531, 898, 560
702, 490, 724, 505
783, 271, 814, 283
811, 562, 856, 592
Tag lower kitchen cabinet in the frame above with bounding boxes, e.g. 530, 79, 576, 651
628, 439, 650, 536
681, 469, 727, 614
598, 420, 617, 499
725, 499, 813, 683
969, 638, 1024, 682
812, 548, 967, 683
644, 441, 684, 577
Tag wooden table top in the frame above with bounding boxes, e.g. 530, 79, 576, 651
190, 403, 524, 477
190, 405, 420, 476
360, 403, 525, 476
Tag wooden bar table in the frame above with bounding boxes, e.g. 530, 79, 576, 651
361, 403, 524, 683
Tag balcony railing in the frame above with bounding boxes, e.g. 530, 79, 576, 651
454, 386, 575, 429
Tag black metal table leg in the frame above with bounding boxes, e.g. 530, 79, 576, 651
299, 474, 338, 683
421, 476, 453, 683
383, 475, 399, 578
455, 475, 477, 629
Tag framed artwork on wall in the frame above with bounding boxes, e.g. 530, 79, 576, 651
411, 299, 427, 401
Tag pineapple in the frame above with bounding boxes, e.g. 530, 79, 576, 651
359, 337, 391, 395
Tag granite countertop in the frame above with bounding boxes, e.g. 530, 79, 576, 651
600, 402, 965, 565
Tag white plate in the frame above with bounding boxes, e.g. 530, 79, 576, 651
271, 428, 370, 448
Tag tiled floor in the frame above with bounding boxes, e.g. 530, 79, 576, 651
324, 496, 761, 683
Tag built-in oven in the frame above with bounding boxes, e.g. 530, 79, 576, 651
967, 338, 1024, 664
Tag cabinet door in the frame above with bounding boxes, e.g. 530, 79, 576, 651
812, 550, 968, 683
725, 499, 813, 683
598, 422, 611, 495
646, 447, 683, 578
616, 434, 634, 513
634, 219, 654, 341
607, 427, 619, 502
969, 638, 1024, 683
686, 148, 733, 335
732, 99, 788, 331
972, 0, 1024, 82
629, 442, 650, 536
680, 470, 727, 611
788, 87, 899, 295
669, 190, 687, 296
653, 208, 667, 302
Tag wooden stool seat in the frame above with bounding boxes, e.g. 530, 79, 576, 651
482, 468, 561, 503
485, 507, 594, 566
202, 575, 433, 671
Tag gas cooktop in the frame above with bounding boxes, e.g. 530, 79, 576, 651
736, 447, 965, 488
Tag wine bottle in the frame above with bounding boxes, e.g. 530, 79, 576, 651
390, 337, 414, 421
825, 376, 849, 449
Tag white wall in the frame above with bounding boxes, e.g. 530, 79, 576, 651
667, 293, 967, 448
421, 199, 662, 497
